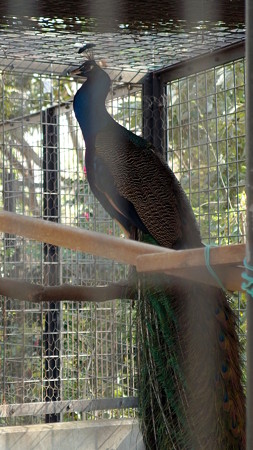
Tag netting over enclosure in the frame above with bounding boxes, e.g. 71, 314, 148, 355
0, 3, 247, 436
0, 73, 142, 424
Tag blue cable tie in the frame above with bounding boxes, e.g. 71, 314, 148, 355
241, 258, 253, 297
204, 245, 226, 292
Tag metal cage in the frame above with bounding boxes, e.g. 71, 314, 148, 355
0, 1, 250, 444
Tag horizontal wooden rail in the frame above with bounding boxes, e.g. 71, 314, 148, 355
137, 244, 245, 272
0, 211, 170, 266
0, 211, 246, 291
136, 244, 245, 291
0, 277, 136, 303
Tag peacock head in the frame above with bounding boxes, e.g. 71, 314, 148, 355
70, 60, 111, 101
71, 60, 96, 76
71, 59, 110, 84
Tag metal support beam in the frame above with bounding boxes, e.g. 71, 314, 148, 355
0, 397, 138, 418
246, 0, 253, 447
143, 73, 166, 156
3, 171, 16, 249
43, 107, 61, 423
157, 41, 245, 84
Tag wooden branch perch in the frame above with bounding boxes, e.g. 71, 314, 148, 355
0, 211, 169, 266
0, 278, 137, 303
0, 212, 246, 292
136, 243, 245, 291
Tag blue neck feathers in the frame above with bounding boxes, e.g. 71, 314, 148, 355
73, 72, 111, 143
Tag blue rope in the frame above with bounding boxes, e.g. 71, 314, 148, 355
241, 258, 253, 297
204, 245, 227, 292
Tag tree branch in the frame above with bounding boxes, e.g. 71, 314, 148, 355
0, 278, 137, 303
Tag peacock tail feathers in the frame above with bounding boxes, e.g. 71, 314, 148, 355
136, 233, 185, 448
136, 234, 245, 449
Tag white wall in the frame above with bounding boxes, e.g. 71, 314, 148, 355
0, 419, 145, 450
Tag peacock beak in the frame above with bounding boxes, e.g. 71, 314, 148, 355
68, 64, 88, 77
66, 61, 94, 77
68, 67, 85, 76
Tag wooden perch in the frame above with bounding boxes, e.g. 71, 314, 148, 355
0, 211, 169, 266
0, 278, 137, 303
136, 244, 245, 291
0, 211, 246, 292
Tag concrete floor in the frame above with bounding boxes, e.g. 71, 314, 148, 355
0, 419, 145, 450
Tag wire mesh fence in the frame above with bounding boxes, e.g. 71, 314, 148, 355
0, 72, 141, 425
167, 58, 246, 245
0, 53, 247, 427
166, 56, 246, 359
0, 17, 245, 76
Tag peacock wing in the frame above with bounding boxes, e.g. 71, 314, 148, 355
95, 123, 189, 248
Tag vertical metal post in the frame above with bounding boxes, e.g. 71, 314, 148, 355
4, 171, 16, 250
43, 106, 61, 423
143, 73, 153, 143
246, 0, 253, 447
143, 73, 165, 156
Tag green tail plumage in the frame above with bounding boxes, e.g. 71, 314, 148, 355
137, 277, 188, 449
136, 235, 246, 449
137, 234, 189, 449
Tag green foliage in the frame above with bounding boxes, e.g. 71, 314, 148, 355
0, 60, 247, 425
167, 59, 246, 246
167, 59, 247, 384
0, 72, 76, 120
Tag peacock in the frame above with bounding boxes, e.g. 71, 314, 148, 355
71, 58, 246, 449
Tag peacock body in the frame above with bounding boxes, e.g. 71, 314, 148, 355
72, 60, 246, 449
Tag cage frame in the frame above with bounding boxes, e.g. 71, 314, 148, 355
0, 2, 251, 447
0, 38, 248, 416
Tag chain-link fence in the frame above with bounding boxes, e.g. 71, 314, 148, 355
166, 56, 246, 358
0, 73, 142, 425
0, 51, 246, 429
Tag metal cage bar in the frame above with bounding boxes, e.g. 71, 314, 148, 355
0, 41, 247, 434
43, 106, 61, 423
246, 0, 253, 447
